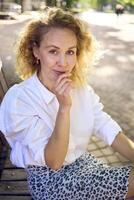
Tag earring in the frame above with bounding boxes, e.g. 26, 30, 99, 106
36, 57, 39, 65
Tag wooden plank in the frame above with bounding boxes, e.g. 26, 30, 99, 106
0, 149, 30, 197
0, 83, 4, 102
4, 158, 15, 168
0, 132, 9, 178
0, 60, 8, 95
0, 61, 9, 177
1, 168, 27, 181
0, 181, 29, 193
0, 197, 31, 200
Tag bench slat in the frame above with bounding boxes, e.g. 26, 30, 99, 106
1, 168, 27, 181
0, 181, 29, 193
0, 196, 31, 200
0, 62, 8, 98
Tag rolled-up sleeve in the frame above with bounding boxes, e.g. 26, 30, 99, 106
90, 87, 122, 145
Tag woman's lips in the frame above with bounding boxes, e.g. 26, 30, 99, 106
54, 70, 67, 76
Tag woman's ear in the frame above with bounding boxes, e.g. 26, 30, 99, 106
33, 43, 39, 59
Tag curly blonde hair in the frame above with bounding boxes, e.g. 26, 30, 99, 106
15, 7, 98, 86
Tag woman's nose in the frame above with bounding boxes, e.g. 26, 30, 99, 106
57, 54, 67, 67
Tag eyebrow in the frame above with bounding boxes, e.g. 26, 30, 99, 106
45, 45, 77, 49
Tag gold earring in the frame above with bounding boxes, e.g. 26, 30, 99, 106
36, 58, 39, 64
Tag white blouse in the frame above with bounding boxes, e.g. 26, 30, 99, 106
0, 73, 121, 168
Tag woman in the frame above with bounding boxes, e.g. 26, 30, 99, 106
0, 7, 134, 200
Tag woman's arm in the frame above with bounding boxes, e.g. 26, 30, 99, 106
44, 73, 73, 170
45, 106, 70, 170
111, 132, 134, 162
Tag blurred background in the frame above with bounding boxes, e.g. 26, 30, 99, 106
0, 0, 134, 14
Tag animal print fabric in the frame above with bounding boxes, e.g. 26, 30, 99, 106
26, 153, 131, 200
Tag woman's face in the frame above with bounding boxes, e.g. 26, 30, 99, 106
33, 27, 77, 90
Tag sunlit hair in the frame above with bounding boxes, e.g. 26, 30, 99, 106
15, 7, 99, 86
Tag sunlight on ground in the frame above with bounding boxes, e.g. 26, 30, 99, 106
128, 55, 134, 62
80, 11, 134, 42
94, 66, 119, 77
108, 43, 125, 50
6, 55, 12, 61
117, 55, 128, 63
117, 28, 134, 42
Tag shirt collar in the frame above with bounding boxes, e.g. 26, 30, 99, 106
33, 72, 56, 104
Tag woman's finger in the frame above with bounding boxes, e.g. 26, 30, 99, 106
57, 81, 72, 95
55, 72, 71, 87
55, 78, 72, 93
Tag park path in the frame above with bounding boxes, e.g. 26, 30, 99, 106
80, 11, 134, 166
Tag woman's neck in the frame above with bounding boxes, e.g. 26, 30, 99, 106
37, 71, 54, 92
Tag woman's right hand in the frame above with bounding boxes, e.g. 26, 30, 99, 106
45, 72, 73, 170
53, 73, 74, 110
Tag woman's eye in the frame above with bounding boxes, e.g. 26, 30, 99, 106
49, 50, 57, 55
67, 50, 75, 55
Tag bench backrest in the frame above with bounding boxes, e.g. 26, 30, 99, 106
0, 61, 31, 198
0, 60, 9, 177
0, 59, 8, 102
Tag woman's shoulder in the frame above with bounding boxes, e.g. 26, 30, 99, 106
2, 83, 21, 103
1, 74, 36, 106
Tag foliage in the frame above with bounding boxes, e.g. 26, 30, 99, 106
46, 0, 56, 7
65, 0, 79, 8
14, 0, 134, 12
78, 0, 134, 10
117, 0, 134, 6
78, 0, 111, 10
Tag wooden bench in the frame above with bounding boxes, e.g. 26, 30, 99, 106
0, 60, 8, 102
0, 62, 32, 199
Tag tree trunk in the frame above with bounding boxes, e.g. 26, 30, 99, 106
0, 0, 4, 11
21, 0, 32, 13
46, 0, 56, 7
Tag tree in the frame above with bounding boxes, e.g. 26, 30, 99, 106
20, 0, 32, 12
0, 0, 4, 11
66, 0, 75, 8
78, 0, 134, 11
97, 0, 108, 11
46, 0, 56, 7
78, 0, 108, 10
118, 0, 134, 6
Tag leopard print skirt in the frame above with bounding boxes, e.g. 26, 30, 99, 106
26, 152, 131, 200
